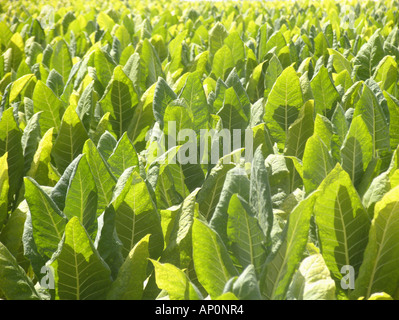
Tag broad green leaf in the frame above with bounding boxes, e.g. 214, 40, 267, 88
314, 32, 329, 58
179, 72, 209, 132
21, 111, 42, 174
50, 217, 112, 300
0, 242, 40, 300
146, 146, 185, 209
24, 177, 67, 260
94, 204, 123, 279
217, 87, 248, 131
100, 65, 139, 138
0, 108, 24, 206
83, 139, 116, 215
264, 31, 286, 56
210, 167, 251, 244
212, 45, 234, 81
310, 66, 340, 117
46, 69, 64, 97
87, 48, 116, 94
284, 101, 314, 159
314, 164, 370, 288
111, 168, 163, 259
352, 185, 399, 299
223, 264, 262, 300
9, 74, 35, 102
124, 39, 164, 96
97, 12, 115, 32
167, 30, 187, 75
287, 254, 336, 300
327, 48, 352, 75
107, 132, 139, 179
227, 194, 266, 274
249, 147, 273, 241
384, 91, 399, 151
52, 105, 88, 174
76, 81, 98, 132
97, 131, 117, 161
27, 128, 59, 186
32, 80, 64, 135
209, 22, 228, 60
153, 77, 177, 127
192, 218, 238, 299
224, 31, 245, 75
340, 115, 373, 186
225, 69, 251, 117
334, 70, 353, 92
127, 83, 156, 145
285, 100, 314, 190
353, 31, 385, 81
106, 234, 150, 300
151, 259, 203, 300
264, 54, 283, 96
261, 192, 318, 300
50, 40, 72, 82
353, 84, 389, 156
303, 135, 334, 194
0, 152, 8, 229
0, 200, 28, 268
373, 55, 397, 93
197, 158, 235, 220
63, 154, 97, 232
263, 66, 303, 150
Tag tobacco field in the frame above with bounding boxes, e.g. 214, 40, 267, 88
1, 0, 399, 300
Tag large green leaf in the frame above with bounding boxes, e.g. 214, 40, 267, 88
263, 66, 303, 150
83, 139, 116, 215
352, 185, 399, 299
100, 65, 139, 138
50, 40, 72, 82
21, 111, 42, 174
106, 234, 150, 300
32, 80, 64, 135
111, 167, 163, 259
0, 153, 8, 229
107, 132, 139, 179
384, 91, 399, 151
340, 115, 373, 186
249, 146, 273, 241
179, 72, 209, 132
285, 100, 314, 191
0, 108, 23, 207
152, 77, 177, 127
227, 194, 266, 274
314, 164, 370, 290
353, 31, 385, 81
261, 191, 318, 300
209, 22, 228, 60
151, 259, 203, 300
197, 158, 235, 221
24, 177, 67, 260
353, 84, 389, 156
123, 39, 164, 96
26, 128, 59, 187
50, 217, 112, 300
192, 218, 238, 299
212, 45, 234, 81
303, 135, 334, 194
63, 154, 97, 233
287, 254, 336, 300
52, 105, 88, 174
0, 242, 40, 300
310, 66, 340, 117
